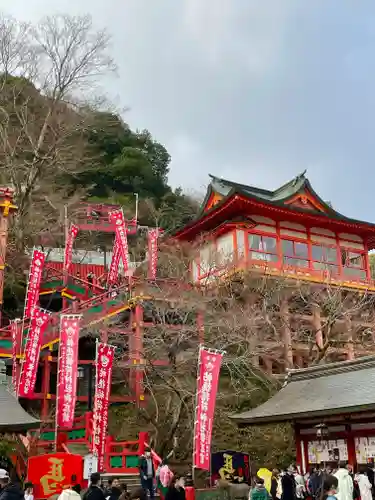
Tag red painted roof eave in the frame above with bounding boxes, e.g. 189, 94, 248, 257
174, 195, 375, 245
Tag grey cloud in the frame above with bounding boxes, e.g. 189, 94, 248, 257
3, 0, 375, 220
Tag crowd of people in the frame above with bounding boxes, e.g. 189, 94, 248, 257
251, 462, 375, 500
0, 456, 185, 500
3, 453, 373, 500
79, 471, 185, 500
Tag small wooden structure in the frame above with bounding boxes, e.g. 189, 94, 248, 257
231, 356, 375, 472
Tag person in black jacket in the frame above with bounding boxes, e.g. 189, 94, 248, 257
83, 473, 106, 500
271, 469, 281, 500
165, 475, 186, 500
139, 450, 155, 500
104, 479, 114, 498
0, 469, 24, 500
281, 469, 296, 500
106, 482, 121, 500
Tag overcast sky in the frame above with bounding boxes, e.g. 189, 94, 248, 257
2, 0, 375, 221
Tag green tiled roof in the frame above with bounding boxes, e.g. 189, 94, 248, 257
209, 171, 308, 203
208, 170, 337, 210
230, 356, 375, 425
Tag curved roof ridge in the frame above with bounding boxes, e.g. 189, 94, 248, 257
286, 355, 375, 383
208, 173, 273, 196
208, 171, 309, 198
230, 354, 375, 425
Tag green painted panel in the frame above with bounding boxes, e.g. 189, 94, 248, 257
68, 429, 85, 440
39, 429, 85, 441
0, 340, 12, 349
110, 456, 123, 468
68, 283, 86, 294
88, 305, 103, 313
41, 280, 62, 289
40, 431, 55, 441
125, 456, 139, 468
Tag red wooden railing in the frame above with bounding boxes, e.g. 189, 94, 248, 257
34, 412, 152, 474
0, 279, 134, 345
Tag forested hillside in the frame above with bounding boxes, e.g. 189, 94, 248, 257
65, 111, 199, 231
0, 13, 198, 316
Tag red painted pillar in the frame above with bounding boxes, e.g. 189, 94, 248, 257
138, 431, 148, 455
185, 487, 195, 500
346, 424, 356, 468
295, 425, 303, 473
105, 435, 112, 473
0, 197, 15, 317
41, 353, 52, 420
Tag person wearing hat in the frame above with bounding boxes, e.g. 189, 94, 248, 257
0, 469, 23, 500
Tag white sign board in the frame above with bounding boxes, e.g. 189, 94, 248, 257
84, 454, 98, 480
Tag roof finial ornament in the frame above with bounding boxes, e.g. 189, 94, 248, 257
292, 169, 307, 186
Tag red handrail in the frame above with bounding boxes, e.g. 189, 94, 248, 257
0, 280, 133, 340
145, 442, 163, 467
44, 263, 106, 293
61, 443, 71, 454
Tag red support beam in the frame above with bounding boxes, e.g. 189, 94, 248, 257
41, 353, 52, 420
28, 393, 137, 403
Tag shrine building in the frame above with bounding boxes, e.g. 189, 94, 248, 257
230, 356, 375, 472
174, 172, 375, 373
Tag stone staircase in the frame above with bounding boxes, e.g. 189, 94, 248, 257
67, 444, 142, 492
67, 442, 90, 456
101, 474, 141, 489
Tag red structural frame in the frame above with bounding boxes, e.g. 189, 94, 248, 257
194, 220, 371, 284
33, 412, 155, 475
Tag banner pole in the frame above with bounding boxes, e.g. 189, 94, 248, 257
20, 246, 36, 358
54, 315, 63, 452
192, 344, 203, 484
11, 318, 21, 395
92, 339, 99, 456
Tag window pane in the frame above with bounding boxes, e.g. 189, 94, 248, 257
326, 247, 338, 263
249, 234, 277, 253
251, 252, 278, 262
262, 236, 277, 253
312, 245, 324, 261
328, 265, 339, 275
348, 252, 363, 267
248, 234, 261, 250
281, 240, 293, 256
295, 242, 308, 259
283, 257, 308, 268
312, 245, 338, 264
344, 267, 366, 278
312, 262, 339, 274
